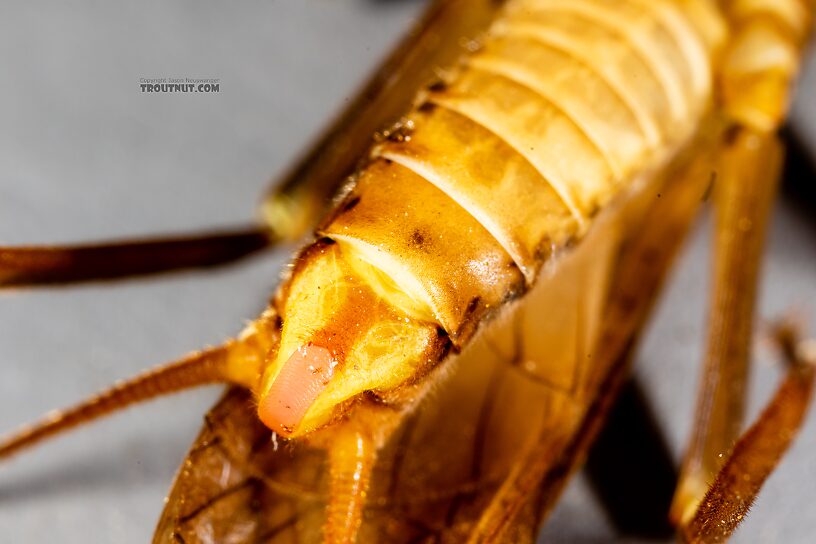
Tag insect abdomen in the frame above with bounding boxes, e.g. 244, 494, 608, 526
322, 0, 715, 342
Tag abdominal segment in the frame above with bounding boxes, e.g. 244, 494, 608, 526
319, 0, 711, 347
264, 0, 714, 438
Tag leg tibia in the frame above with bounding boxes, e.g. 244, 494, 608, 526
324, 428, 376, 544
672, 128, 782, 524
680, 327, 816, 543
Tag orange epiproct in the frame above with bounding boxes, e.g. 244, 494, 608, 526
259, 343, 336, 436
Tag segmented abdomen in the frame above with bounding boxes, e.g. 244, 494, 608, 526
322, 0, 715, 342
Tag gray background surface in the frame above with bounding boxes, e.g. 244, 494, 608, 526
0, 1, 814, 542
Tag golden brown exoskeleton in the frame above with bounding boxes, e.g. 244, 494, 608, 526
1, 0, 815, 542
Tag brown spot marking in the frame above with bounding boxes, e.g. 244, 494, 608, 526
428, 80, 448, 93
341, 196, 361, 213
465, 296, 481, 317
417, 101, 436, 114
502, 281, 526, 303
534, 236, 555, 261
702, 171, 717, 202
409, 229, 426, 248
452, 296, 485, 344
724, 124, 741, 145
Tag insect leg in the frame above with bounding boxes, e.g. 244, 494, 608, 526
671, 0, 813, 520
0, 226, 273, 288
679, 326, 816, 543
323, 426, 376, 544
670, 127, 782, 524
0, 310, 277, 460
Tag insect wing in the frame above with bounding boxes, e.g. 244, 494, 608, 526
154, 387, 327, 543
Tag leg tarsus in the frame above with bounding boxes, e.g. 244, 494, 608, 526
679, 325, 816, 544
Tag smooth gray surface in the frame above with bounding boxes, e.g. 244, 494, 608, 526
0, 2, 814, 542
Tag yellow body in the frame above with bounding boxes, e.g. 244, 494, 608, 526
252, 0, 722, 437
0, 0, 812, 542
200, 0, 813, 540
